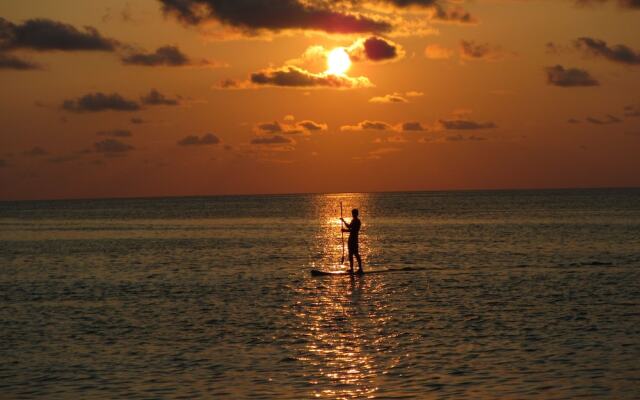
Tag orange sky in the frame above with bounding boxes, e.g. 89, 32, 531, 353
1, 0, 639, 200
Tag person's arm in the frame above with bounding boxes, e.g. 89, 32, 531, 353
340, 218, 351, 229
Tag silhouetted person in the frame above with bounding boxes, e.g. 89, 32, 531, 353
341, 209, 363, 274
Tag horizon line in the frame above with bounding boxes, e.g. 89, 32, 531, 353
1, 185, 638, 204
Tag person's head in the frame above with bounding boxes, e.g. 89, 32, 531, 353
352, 208, 359, 218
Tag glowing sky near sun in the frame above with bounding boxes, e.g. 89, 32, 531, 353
0, 0, 639, 200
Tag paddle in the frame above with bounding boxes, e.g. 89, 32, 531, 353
340, 201, 345, 265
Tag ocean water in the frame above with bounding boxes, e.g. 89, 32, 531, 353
0, 188, 639, 399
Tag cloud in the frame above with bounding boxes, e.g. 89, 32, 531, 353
624, 105, 640, 117
369, 146, 400, 156
221, 41, 380, 90
341, 120, 393, 131
0, 17, 117, 52
130, 117, 146, 124
425, 44, 453, 60
97, 129, 132, 137
255, 118, 326, 135
121, 45, 190, 66
257, 121, 284, 134
369, 93, 408, 103
0, 52, 41, 70
371, 0, 440, 7
445, 134, 486, 141
362, 36, 399, 61
250, 135, 293, 145
297, 120, 327, 131
348, 36, 404, 63
545, 65, 599, 87
218, 78, 241, 89
354, 146, 401, 161
158, 0, 391, 34
62, 92, 141, 113
574, 37, 640, 65
369, 91, 422, 103
402, 121, 428, 131
586, 114, 622, 124
460, 40, 508, 61
256, 121, 304, 135
438, 119, 497, 130
178, 133, 221, 146
46, 149, 93, 164
140, 89, 180, 105
431, 5, 477, 24
23, 146, 48, 157
94, 139, 134, 154
575, 0, 640, 10
568, 118, 582, 124
249, 65, 372, 89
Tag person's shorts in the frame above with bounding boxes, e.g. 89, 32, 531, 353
348, 240, 359, 255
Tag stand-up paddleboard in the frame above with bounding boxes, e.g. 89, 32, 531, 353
310, 267, 425, 277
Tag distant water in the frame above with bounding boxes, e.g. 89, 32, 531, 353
1, 188, 639, 399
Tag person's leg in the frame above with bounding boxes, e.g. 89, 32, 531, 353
348, 250, 354, 272
355, 253, 363, 273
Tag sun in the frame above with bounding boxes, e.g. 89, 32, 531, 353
326, 47, 351, 76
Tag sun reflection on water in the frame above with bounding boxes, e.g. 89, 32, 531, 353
309, 193, 374, 272
290, 194, 399, 399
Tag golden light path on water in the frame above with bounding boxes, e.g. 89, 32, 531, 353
309, 194, 374, 273
291, 194, 406, 399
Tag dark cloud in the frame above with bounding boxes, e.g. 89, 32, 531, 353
23, 146, 48, 157
121, 45, 190, 66
249, 66, 371, 88
446, 134, 486, 142
256, 120, 310, 135
62, 92, 141, 112
363, 36, 397, 61
251, 135, 292, 145
545, 42, 564, 55
575, 0, 640, 10
130, 117, 146, 124
439, 119, 497, 130
624, 105, 640, 117
568, 118, 582, 124
402, 121, 427, 131
102, 3, 135, 24
352, 1, 476, 24
0, 17, 117, 52
158, 0, 391, 34
574, 37, 640, 65
256, 119, 326, 135
460, 40, 505, 61
178, 133, 221, 146
47, 154, 81, 164
586, 114, 622, 124
97, 129, 132, 137
375, 0, 439, 6
349, 36, 403, 63
0, 159, 6, 167
140, 89, 179, 106
369, 93, 408, 103
257, 121, 283, 134
545, 65, 599, 87
297, 120, 327, 131
341, 120, 393, 131
94, 139, 134, 154
431, 5, 476, 24
218, 78, 239, 88
0, 52, 41, 70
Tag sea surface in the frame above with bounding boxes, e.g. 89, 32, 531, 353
1, 188, 639, 399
